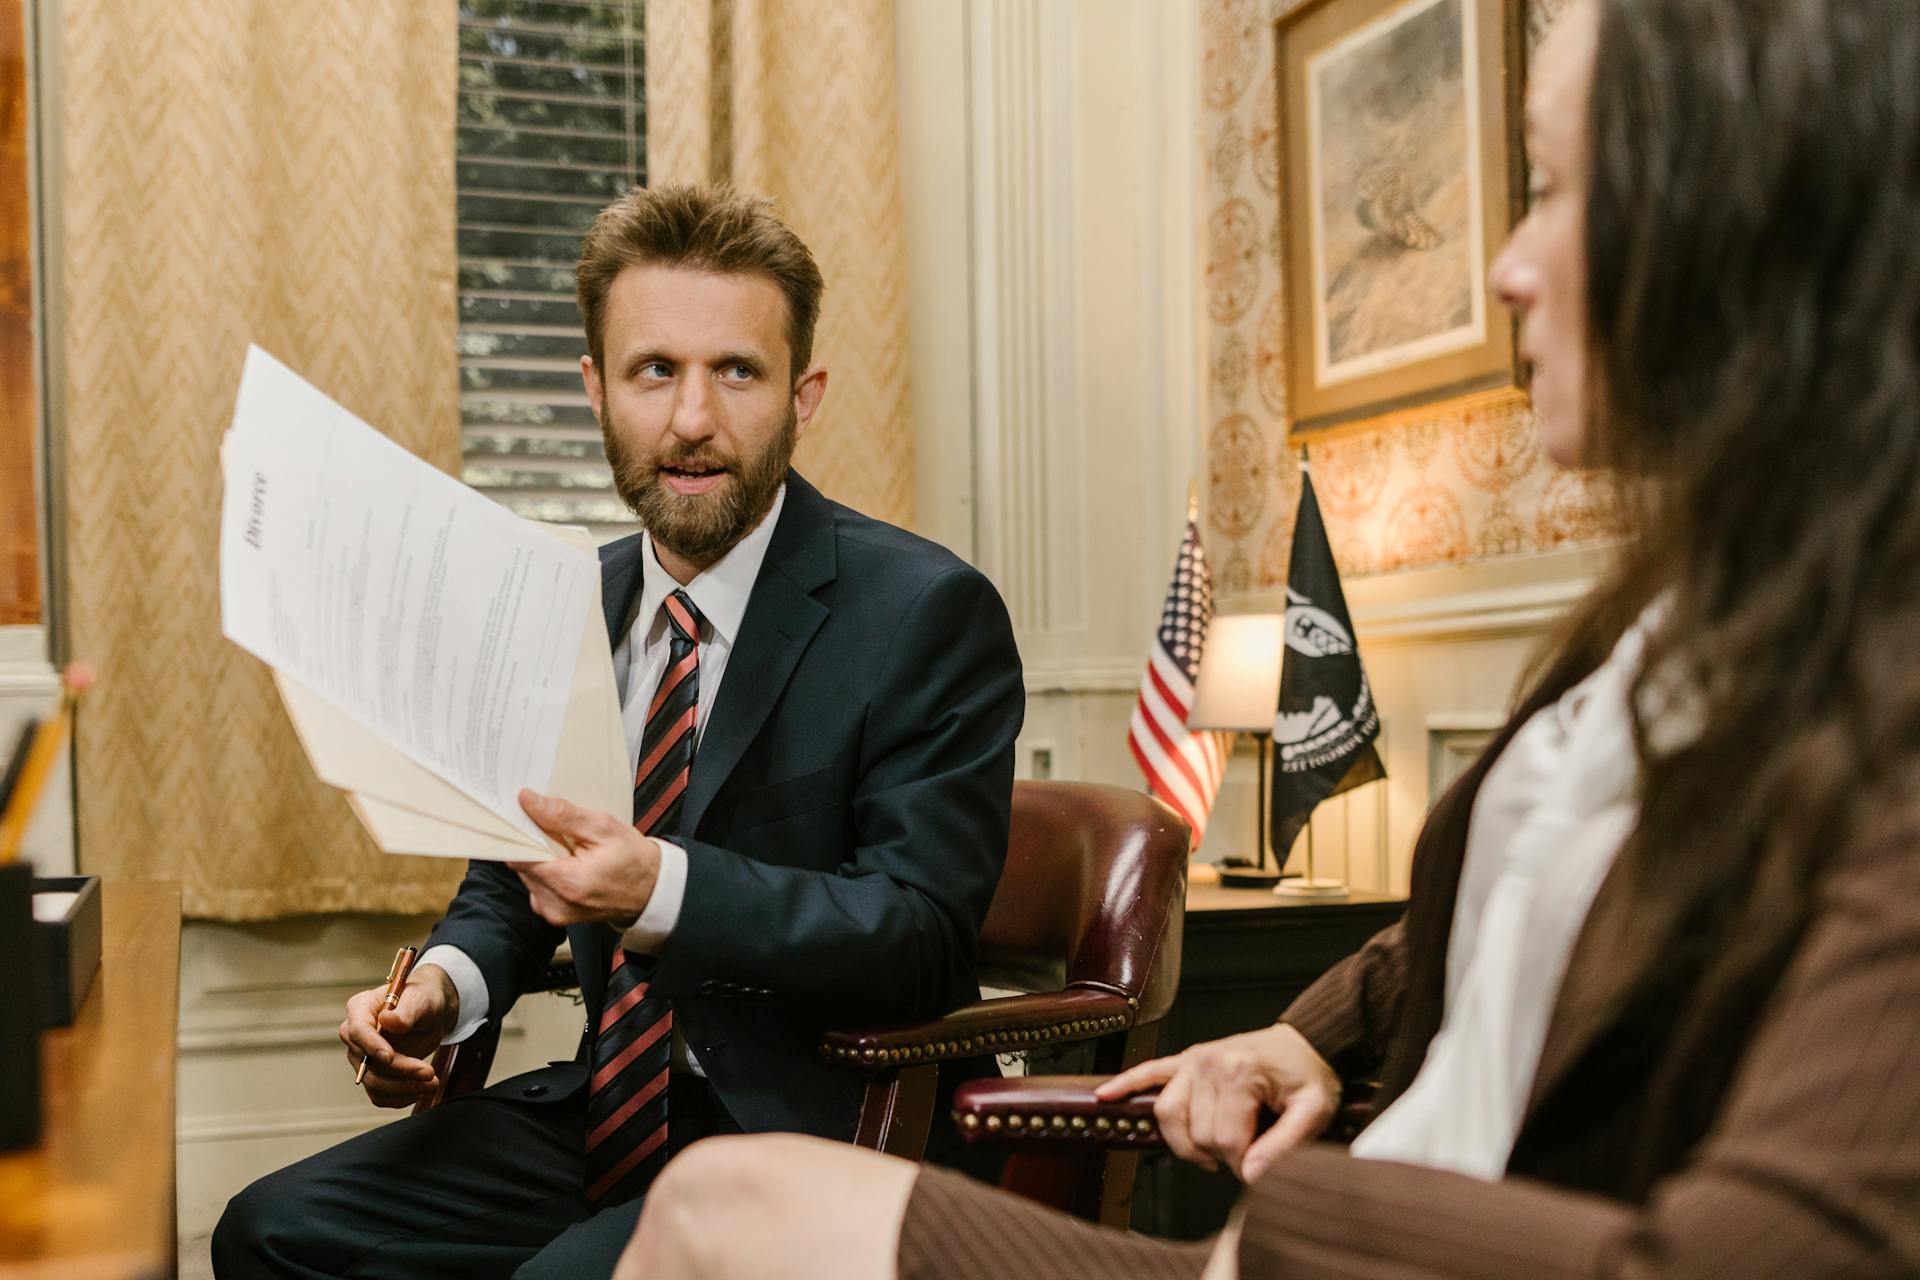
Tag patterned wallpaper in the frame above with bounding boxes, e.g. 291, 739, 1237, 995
1201, 0, 1620, 593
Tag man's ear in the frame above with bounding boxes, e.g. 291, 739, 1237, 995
581, 355, 604, 421
791, 366, 828, 441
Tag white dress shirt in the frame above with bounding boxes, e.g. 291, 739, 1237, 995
420, 487, 787, 1071
1350, 600, 1684, 1178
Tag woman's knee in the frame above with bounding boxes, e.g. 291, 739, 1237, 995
650, 1134, 820, 1229
632, 1135, 896, 1277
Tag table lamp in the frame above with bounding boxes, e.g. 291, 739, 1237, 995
1189, 614, 1286, 889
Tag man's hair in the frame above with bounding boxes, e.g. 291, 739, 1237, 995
575, 184, 825, 381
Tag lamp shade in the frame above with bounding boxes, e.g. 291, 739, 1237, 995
1188, 613, 1284, 733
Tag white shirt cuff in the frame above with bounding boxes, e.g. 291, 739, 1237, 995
417, 944, 490, 1045
621, 839, 688, 955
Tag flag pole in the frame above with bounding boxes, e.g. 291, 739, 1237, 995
1256, 735, 1272, 875
1275, 440, 1356, 899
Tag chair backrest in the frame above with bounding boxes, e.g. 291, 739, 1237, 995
976, 781, 1190, 1024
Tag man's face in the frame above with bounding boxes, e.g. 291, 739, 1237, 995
584, 264, 826, 570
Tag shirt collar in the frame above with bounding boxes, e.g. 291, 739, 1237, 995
634, 484, 786, 648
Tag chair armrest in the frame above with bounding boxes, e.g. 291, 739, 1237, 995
950, 1077, 1382, 1151
952, 1075, 1165, 1150
531, 946, 576, 994
821, 987, 1137, 1073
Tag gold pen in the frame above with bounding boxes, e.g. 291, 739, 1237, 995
355, 944, 420, 1085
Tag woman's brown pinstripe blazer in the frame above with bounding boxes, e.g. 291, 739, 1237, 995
1252, 704, 1920, 1278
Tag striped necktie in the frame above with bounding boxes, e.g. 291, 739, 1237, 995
585, 588, 703, 1205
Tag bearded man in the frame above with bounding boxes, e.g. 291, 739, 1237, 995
213, 185, 1025, 1280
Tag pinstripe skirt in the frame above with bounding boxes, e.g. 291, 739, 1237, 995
897, 1165, 1216, 1280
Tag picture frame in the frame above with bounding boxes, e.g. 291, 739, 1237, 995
1275, 0, 1527, 439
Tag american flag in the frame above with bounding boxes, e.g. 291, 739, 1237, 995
1128, 516, 1231, 847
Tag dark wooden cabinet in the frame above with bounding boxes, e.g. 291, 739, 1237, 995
1130, 884, 1408, 1240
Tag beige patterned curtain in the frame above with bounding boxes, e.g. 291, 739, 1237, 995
59, 0, 464, 918
646, 0, 915, 526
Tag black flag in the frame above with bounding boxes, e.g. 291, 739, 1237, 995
1270, 464, 1385, 857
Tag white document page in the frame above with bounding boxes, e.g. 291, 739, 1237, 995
220, 344, 601, 840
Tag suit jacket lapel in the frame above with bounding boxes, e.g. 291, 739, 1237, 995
599, 533, 647, 646
1521, 857, 1654, 1118
682, 473, 836, 835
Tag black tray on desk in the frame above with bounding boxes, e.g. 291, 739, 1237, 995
32, 875, 101, 1027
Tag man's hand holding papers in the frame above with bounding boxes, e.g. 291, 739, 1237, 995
509, 789, 663, 927
219, 345, 631, 863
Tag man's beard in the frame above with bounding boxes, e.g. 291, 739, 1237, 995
602, 405, 798, 565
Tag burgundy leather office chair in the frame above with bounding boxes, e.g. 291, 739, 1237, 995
419, 780, 1191, 1227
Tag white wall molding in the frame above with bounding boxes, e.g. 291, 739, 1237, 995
1022, 661, 1139, 695
0, 625, 72, 873
179, 1017, 531, 1057
897, 0, 979, 559
967, 0, 1087, 634
1345, 545, 1610, 644
0, 623, 53, 667
1353, 576, 1591, 644
179, 1109, 393, 1147
1427, 718, 1502, 807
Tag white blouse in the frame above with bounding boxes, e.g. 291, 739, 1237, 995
1349, 605, 1671, 1179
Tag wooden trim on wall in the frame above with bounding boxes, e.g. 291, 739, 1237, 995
0, 0, 39, 626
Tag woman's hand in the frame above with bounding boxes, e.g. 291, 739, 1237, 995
1095, 1022, 1341, 1181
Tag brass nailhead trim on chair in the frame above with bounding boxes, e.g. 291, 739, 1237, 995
952, 1109, 1166, 1145
823, 1003, 1143, 1070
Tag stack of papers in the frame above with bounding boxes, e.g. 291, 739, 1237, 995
219, 345, 629, 861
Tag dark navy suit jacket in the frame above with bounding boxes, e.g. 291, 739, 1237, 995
422, 471, 1025, 1140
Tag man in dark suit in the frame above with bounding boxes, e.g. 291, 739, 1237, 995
212, 184, 1024, 1278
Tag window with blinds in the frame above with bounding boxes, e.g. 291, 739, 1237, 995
457, 0, 645, 538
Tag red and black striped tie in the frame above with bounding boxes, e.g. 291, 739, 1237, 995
585, 588, 702, 1205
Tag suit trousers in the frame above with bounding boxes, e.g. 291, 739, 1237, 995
212, 1069, 739, 1280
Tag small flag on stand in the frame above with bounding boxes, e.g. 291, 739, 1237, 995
1271, 460, 1384, 881
1128, 497, 1232, 848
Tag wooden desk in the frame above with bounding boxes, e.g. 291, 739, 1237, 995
1133, 884, 1408, 1239
0, 882, 182, 1278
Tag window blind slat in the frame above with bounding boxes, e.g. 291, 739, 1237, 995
458, 25, 629, 68
456, 0, 640, 532
461, 50, 634, 79
465, 427, 607, 448
463, 0, 625, 18
457, 131, 636, 171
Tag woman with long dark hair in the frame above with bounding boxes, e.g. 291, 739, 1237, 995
609, 0, 1920, 1274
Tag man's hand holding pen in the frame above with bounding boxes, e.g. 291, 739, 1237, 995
340, 962, 460, 1108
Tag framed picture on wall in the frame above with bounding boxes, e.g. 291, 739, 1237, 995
1275, 0, 1526, 438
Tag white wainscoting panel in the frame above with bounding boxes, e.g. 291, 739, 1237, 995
0, 623, 71, 874
176, 913, 588, 1238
